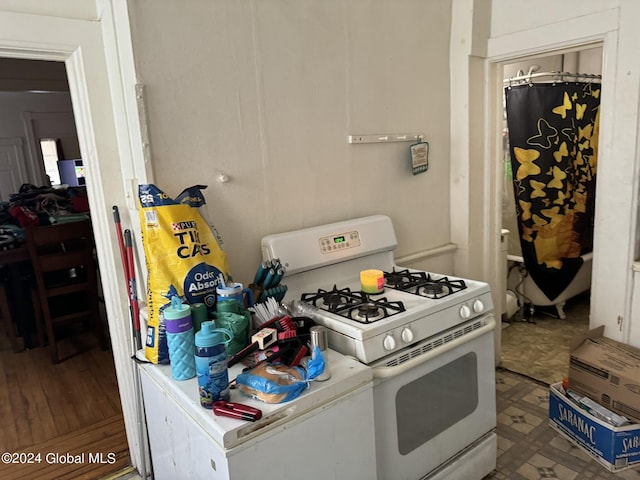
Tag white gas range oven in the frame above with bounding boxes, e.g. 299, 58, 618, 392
262, 215, 497, 480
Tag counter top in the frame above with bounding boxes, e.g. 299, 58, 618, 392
139, 349, 372, 450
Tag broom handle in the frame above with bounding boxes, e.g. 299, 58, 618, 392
112, 206, 140, 350
124, 229, 142, 350
112, 206, 128, 280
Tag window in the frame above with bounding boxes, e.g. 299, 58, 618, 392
40, 138, 62, 185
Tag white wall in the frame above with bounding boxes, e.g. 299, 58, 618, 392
127, 0, 455, 285
0, 91, 77, 182
490, 0, 620, 39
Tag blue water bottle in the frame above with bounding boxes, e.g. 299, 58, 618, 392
195, 321, 233, 408
164, 296, 196, 381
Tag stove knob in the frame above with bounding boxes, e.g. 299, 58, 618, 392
473, 299, 485, 313
401, 328, 414, 343
383, 334, 396, 351
460, 304, 472, 319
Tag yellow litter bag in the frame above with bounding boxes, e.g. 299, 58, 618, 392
138, 184, 230, 364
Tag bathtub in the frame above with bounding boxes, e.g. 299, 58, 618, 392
506, 252, 592, 319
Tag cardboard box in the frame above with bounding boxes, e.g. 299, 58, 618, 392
549, 383, 640, 472
568, 325, 640, 423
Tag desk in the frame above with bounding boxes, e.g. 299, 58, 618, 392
0, 245, 37, 350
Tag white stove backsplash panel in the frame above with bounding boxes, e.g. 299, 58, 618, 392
261, 215, 397, 275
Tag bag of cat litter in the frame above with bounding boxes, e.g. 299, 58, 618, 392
138, 184, 230, 364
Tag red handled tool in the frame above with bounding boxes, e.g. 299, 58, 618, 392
213, 401, 262, 422
112, 206, 142, 350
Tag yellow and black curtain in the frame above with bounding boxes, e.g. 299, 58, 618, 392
505, 82, 600, 301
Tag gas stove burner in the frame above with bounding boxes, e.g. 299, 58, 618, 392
420, 282, 444, 296
356, 303, 384, 321
302, 285, 362, 310
339, 296, 405, 324
300, 286, 405, 323
384, 273, 406, 289
323, 290, 351, 309
384, 268, 467, 299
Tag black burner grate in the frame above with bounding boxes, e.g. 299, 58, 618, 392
384, 268, 467, 299
300, 285, 405, 323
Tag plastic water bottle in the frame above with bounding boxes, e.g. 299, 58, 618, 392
195, 321, 233, 408
164, 296, 196, 381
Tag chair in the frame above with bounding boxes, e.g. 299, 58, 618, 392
0, 282, 21, 352
26, 220, 106, 363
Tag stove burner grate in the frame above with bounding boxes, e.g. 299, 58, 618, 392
384, 268, 467, 299
300, 285, 405, 323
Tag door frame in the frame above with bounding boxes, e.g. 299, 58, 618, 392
0, 7, 150, 474
0, 137, 27, 202
484, 6, 639, 343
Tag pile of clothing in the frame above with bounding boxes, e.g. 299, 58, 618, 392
0, 184, 90, 249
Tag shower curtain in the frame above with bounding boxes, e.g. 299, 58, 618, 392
505, 81, 600, 301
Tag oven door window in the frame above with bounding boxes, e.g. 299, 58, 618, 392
396, 352, 478, 455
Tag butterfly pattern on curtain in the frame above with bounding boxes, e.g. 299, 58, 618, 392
505, 82, 600, 301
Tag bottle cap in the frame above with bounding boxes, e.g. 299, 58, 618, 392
195, 321, 233, 348
164, 296, 193, 333
164, 296, 191, 320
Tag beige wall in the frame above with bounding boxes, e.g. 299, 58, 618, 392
127, 0, 454, 285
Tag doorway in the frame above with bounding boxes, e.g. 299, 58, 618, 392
0, 7, 151, 476
0, 57, 130, 477
498, 46, 603, 384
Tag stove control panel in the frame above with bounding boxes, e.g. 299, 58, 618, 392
358, 290, 495, 364
460, 297, 486, 319
318, 230, 362, 254
382, 328, 415, 351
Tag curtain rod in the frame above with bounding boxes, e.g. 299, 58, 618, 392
503, 70, 602, 85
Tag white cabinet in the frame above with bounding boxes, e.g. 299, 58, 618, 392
139, 352, 377, 480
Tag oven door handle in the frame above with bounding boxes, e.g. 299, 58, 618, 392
371, 316, 495, 379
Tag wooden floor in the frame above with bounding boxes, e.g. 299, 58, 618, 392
0, 330, 131, 479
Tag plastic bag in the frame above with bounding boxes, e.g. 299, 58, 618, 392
236, 364, 307, 403
215, 310, 250, 357
138, 184, 230, 364
235, 349, 327, 404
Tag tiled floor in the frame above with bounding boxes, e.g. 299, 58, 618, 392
500, 291, 591, 385
492, 369, 640, 479
494, 291, 640, 479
